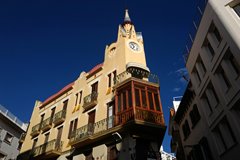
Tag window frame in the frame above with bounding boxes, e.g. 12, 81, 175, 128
233, 3, 240, 17
4, 132, 13, 145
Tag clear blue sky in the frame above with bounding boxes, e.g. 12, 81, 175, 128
0, 0, 200, 153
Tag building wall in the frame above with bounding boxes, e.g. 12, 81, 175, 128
0, 106, 27, 160
180, 0, 240, 159
19, 10, 165, 160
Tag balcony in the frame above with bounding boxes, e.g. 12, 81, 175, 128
53, 110, 66, 126
82, 91, 98, 111
19, 133, 26, 143
69, 116, 116, 147
69, 108, 165, 147
41, 117, 52, 132
32, 139, 62, 158
116, 108, 164, 125
30, 123, 41, 137
114, 70, 159, 87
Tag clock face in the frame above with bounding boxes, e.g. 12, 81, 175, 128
128, 41, 140, 51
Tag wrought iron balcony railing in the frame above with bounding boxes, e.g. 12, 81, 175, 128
53, 110, 66, 126
135, 108, 164, 124
115, 108, 164, 126
70, 108, 164, 145
82, 91, 98, 110
41, 117, 52, 132
69, 116, 115, 143
32, 139, 62, 157
114, 70, 159, 86
31, 123, 41, 137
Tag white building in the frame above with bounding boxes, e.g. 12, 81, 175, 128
173, 0, 240, 160
160, 146, 176, 160
0, 104, 28, 160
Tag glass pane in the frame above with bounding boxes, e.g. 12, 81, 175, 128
148, 92, 154, 110
141, 90, 147, 108
154, 93, 160, 111
233, 4, 240, 17
123, 92, 126, 110
118, 94, 121, 112
135, 89, 140, 107
128, 89, 132, 108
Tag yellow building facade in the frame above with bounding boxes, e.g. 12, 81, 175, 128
18, 10, 166, 160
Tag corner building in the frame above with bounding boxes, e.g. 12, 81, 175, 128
18, 10, 166, 160
170, 0, 240, 160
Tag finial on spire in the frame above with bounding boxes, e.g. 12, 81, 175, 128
124, 9, 131, 23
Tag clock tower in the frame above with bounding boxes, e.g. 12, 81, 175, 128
104, 9, 149, 76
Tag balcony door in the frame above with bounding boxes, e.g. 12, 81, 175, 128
40, 114, 45, 128
91, 82, 98, 93
43, 133, 49, 152
56, 126, 63, 149
107, 101, 115, 128
50, 107, 55, 123
88, 110, 95, 134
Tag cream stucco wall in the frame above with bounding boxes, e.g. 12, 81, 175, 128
20, 14, 151, 160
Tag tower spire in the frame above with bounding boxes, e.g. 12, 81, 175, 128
124, 9, 131, 23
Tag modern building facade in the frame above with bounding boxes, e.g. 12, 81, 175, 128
170, 0, 240, 160
0, 104, 28, 160
18, 10, 166, 160
168, 97, 185, 160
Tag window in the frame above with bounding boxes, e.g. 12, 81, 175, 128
0, 153, 6, 160
203, 39, 215, 59
199, 137, 213, 160
141, 90, 147, 108
135, 89, 141, 107
75, 93, 79, 106
154, 93, 161, 111
4, 133, 13, 144
118, 94, 121, 112
182, 120, 190, 139
107, 102, 115, 128
148, 92, 154, 110
207, 42, 215, 58
123, 92, 127, 110
40, 113, 45, 128
92, 82, 98, 93
117, 88, 132, 112
108, 73, 112, 87
195, 56, 206, 79
50, 107, 55, 121
205, 82, 219, 110
233, 99, 240, 119
128, 89, 132, 108
113, 70, 117, 85
202, 93, 213, 116
209, 22, 222, 43
68, 118, 78, 139
18, 142, 23, 150
224, 48, 240, 77
63, 99, 68, 110
233, 3, 240, 17
79, 91, 83, 104
213, 117, 236, 154
192, 67, 201, 85
32, 138, 38, 149
217, 66, 231, 92
190, 104, 201, 128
